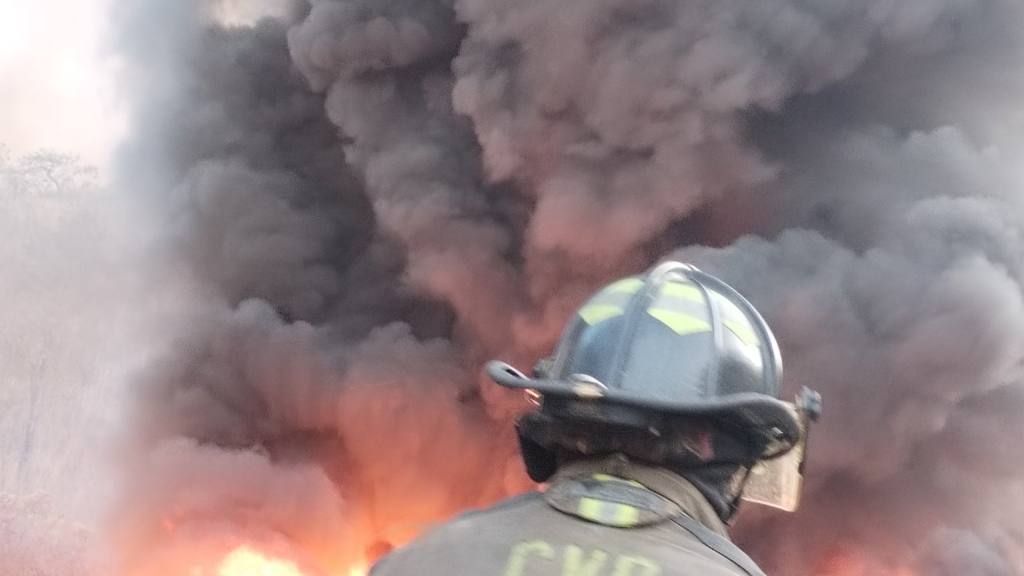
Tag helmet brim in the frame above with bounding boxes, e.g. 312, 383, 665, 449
487, 360, 802, 457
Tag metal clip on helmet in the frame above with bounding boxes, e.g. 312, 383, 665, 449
488, 262, 820, 510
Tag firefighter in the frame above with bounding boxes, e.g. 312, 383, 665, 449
370, 262, 820, 576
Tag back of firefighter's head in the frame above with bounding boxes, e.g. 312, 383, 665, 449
487, 262, 803, 521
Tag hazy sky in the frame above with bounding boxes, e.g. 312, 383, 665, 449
0, 0, 124, 172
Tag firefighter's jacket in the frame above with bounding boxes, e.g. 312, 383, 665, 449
369, 456, 766, 576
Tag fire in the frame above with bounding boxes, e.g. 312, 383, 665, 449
213, 546, 367, 576
216, 546, 307, 576
812, 547, 919, 576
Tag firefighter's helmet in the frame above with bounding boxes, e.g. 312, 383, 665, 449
488, 262, 818, 510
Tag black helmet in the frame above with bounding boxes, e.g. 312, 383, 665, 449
488, 262, 804, 481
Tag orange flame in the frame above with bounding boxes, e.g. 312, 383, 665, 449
217, 546, 308, 576
213, 545, 366, 576
812, 546, 919, 576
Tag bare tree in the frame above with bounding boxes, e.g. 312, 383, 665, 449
0, 143, 116, 543
0, 148, 98, 198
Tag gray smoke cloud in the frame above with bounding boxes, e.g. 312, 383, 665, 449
111, 0, 1024, 573
916, 528, 1018, 576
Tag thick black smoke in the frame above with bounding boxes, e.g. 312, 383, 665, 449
111, 2, 523, 573
112, 0, 1024, 574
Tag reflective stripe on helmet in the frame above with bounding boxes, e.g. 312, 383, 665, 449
646, 280, 713, 336
646, 310, 712, 335
710, 292, 761, 348
659, 281, 704, 303
577, 279, 644, 325
579, 304, 625, 325
724, 320, 760, 347
605, 278, 645, 294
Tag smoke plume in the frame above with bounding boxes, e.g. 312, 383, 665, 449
111, 0, 1024, 573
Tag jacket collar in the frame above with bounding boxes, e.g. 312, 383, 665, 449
549, 454, 728, 537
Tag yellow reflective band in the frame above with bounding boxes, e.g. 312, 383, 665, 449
579, 304, 624, 325
660, 282, 705, 303
605, 278, 644, 294
591, 474, 644, 488
613, 504, 640, 527
577, 282, 639, 325
647, 309, 712, 336
724, 319, 760, 347
577, 498, 641, 527
577, 497, 604, 523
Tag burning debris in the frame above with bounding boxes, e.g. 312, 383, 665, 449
109, 0, 1024, 574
